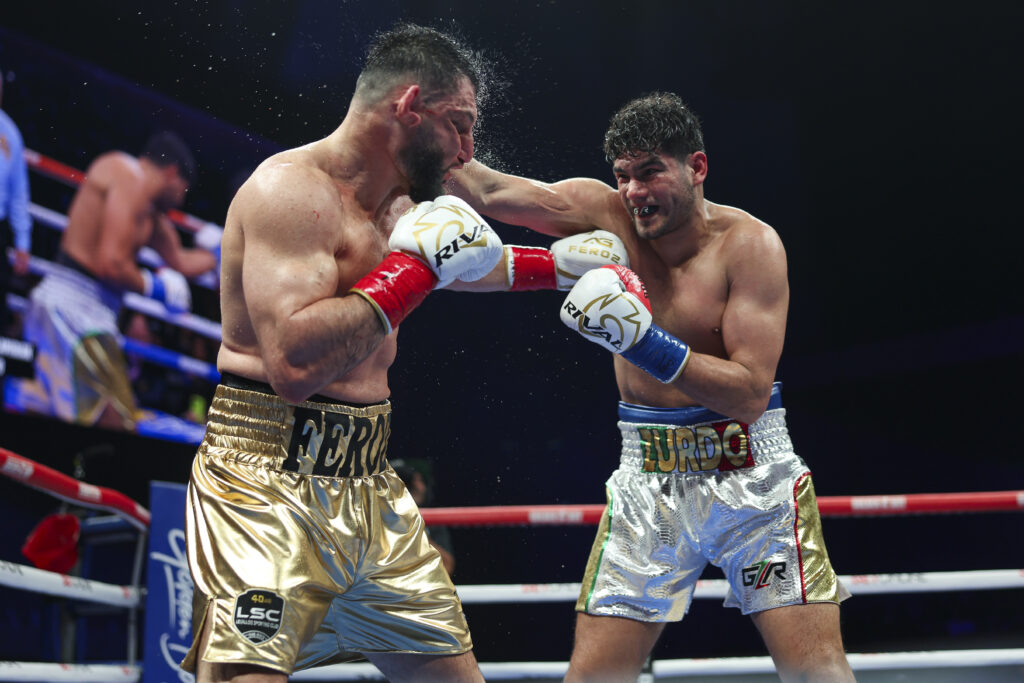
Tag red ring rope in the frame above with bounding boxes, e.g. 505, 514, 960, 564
420, 490, 1024, 527
0, 448, 150, 529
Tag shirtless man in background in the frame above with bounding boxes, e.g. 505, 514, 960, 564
21, 130, 215, 429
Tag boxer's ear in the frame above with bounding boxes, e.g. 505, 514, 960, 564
395, 85, 422, 127
688, 151, 708, 186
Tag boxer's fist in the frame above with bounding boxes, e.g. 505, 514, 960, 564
550, 230, 628, 290
389, 195, 503, 289
142, 267, 192, 313
560, 265, 651, 353
560, 265, 692, 383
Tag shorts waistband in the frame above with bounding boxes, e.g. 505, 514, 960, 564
617, 384, 792, 475
42, 251, 124, 312
203, 380, 392, 478
219, 371, 388, 408
617, 382, 783, 426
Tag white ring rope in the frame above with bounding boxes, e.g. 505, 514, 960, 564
456, 569, 1024, 604
4, 564, 1019, 613
10, 251, 223, 341
288, 648, 1024, 681
6, 293, 219, 383
0, 559, 141, 608
0, 662, 140, 682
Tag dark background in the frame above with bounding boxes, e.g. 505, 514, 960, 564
1, 0, 1023, 672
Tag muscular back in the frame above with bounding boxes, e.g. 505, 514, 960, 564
216, 143, 399, 403
61, 152, 155, 278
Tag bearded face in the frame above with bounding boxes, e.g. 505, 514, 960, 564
399, 126, 447, 203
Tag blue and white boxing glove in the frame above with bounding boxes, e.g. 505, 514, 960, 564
141, 267, 192, 314
560, 265, 690, 383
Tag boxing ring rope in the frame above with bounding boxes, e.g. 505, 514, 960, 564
10, 233, 223, 341
418, 489, 1024, 527
453, 568, 1024, 604
6, 293, 219, 385
1, 444, 1022, 680
0, 447, 147, 681
288, 649, 1024, 680
0, 448, 150, 529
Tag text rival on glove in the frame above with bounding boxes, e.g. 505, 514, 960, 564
562, 301, 624, 351
432, 223, 492, 268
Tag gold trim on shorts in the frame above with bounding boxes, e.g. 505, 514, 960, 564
577, 485, 614, 613
794, 473, 845, 603
73, 333, 138, 429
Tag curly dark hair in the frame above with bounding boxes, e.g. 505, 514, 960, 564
355, 22, 487, 107
603, 92, 704, 163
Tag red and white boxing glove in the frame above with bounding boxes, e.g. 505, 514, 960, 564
350, 195, 503, 334
560, 265, 691, 384
141, 267, 192, 314
503, 230, 628, 291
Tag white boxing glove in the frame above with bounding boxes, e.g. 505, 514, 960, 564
560, 265, 691, 383
560, 265, 652, 353
388, 195, 503, 289
550, 230, 628, 290
350, 195, 503, 334
141, 267, 192, 314
503, 230, 627, 291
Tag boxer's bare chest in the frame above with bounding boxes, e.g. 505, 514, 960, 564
632, 242, 730, 357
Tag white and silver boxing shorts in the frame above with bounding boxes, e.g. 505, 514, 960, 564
577, 383, 849, 621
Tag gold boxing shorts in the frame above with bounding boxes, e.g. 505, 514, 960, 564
182, 375, 471, 675
578, 383, 850, 621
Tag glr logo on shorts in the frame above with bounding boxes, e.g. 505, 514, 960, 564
233, 589, 284, 644
742, 560, 787, 590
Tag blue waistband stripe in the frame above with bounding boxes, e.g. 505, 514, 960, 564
618, 382, 783, 426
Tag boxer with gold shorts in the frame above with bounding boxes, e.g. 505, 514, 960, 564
183, 374, 472, 674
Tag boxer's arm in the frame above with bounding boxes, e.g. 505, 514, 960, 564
239, 166, 386, 403
447, 229, 628, 292
667, 224, 789, 422
561, 225, 786, 424
448, 160, 621, 238
148, 214, 218, 277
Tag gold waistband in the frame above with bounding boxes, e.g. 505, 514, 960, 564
202, 384, 392, 477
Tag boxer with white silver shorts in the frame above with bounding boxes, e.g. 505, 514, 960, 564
578, 384, 848, 622
449, 91, 856, 681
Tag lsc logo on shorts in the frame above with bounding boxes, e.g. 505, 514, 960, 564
233, 589, 284, 644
